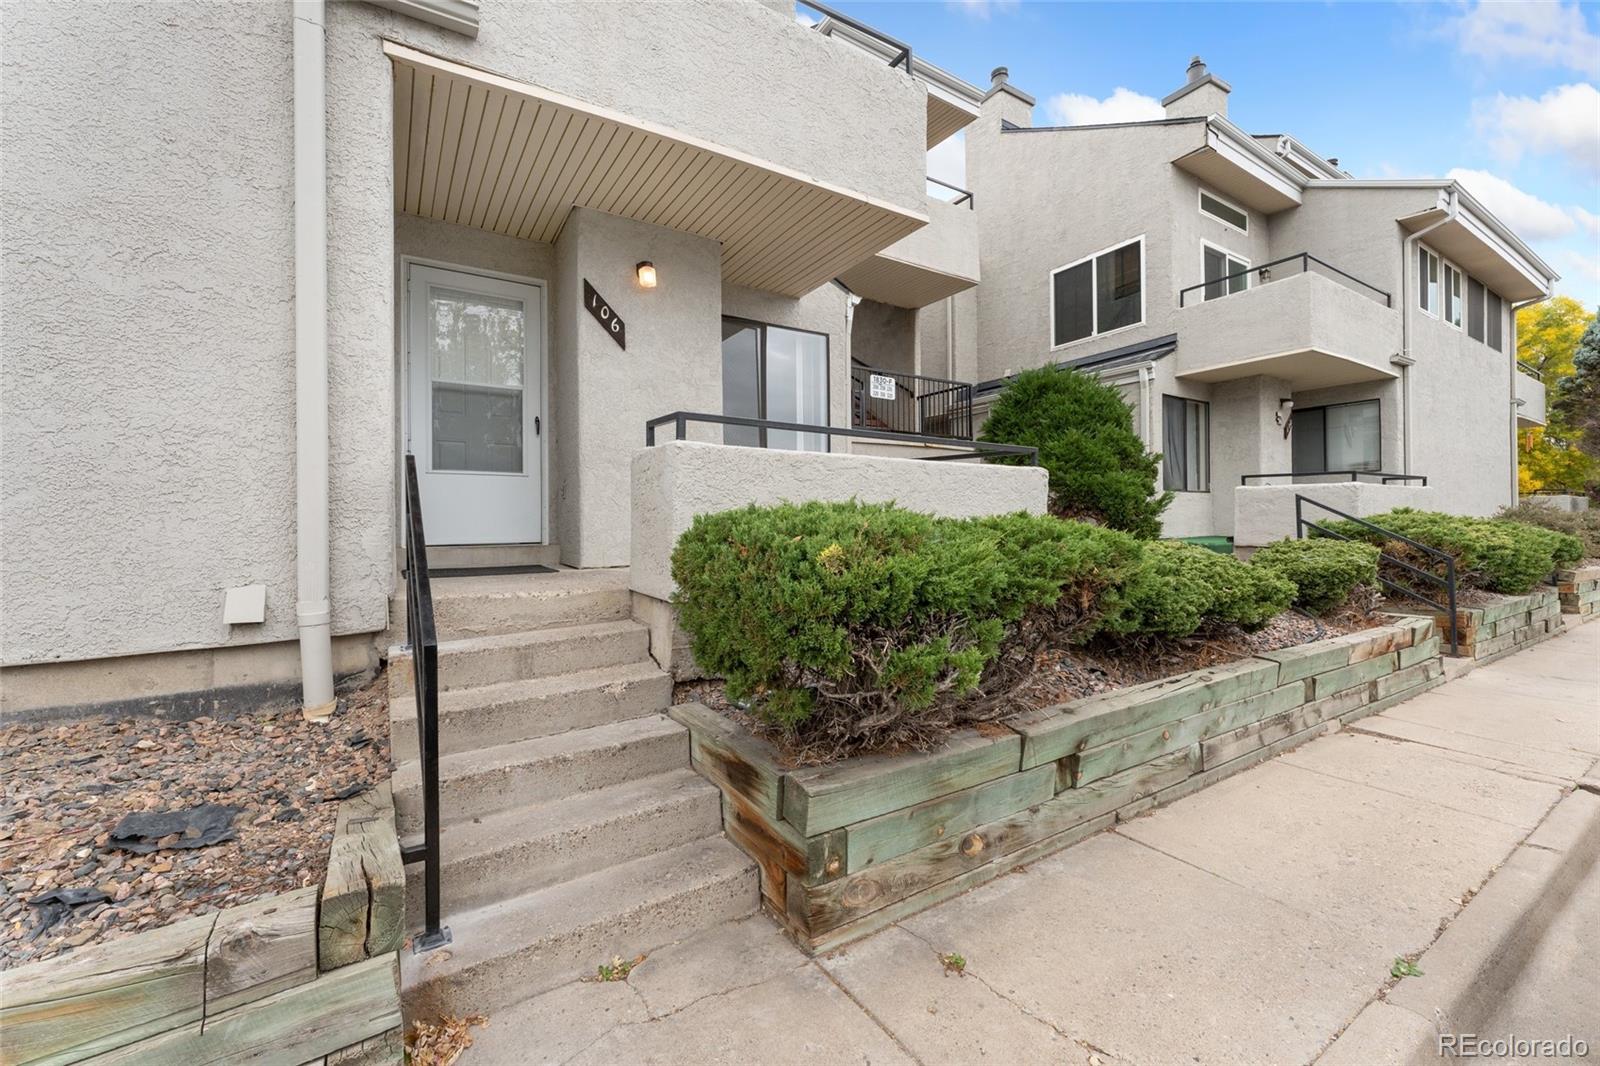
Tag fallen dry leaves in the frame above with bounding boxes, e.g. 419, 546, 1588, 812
405, 1014, 489, 1066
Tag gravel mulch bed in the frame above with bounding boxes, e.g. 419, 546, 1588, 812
0, 671, 390, 970
674, 606, 1386, 760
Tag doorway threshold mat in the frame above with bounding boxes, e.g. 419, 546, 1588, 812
428, 564, 557, 578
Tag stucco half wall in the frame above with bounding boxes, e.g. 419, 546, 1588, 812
628, 441, 1048, 601
1234, 482, 1434, 547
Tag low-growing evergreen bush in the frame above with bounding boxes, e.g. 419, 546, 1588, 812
1249, 539, 1380, 615
1325, 509, 1581, 594
670, 501, 1143, 749
1105, 541, 1295, 639
1496, 503, 1600, 560
979, 366, 1171, 539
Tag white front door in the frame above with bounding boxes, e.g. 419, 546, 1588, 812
406, 264, 544, 545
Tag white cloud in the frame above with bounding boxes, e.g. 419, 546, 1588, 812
1474, 83, 1600, 176
794, 10, 817, 27
1447, 168, 1579, 240
946, 0, 1018, 19
927, 132, 966, 189
1451, 1, 1600, 77
1045, 88, 1164, 127
1573, 206, 1600, 240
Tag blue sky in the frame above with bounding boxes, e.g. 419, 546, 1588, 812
819, 0, 1600, 307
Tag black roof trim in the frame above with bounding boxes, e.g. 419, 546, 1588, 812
1000, 117, 1204, 134
973, 333, 1179, 395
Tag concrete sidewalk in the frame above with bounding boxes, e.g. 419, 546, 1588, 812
463, 622, 1600, 1066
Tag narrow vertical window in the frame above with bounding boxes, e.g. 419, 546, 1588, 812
1467, 277, 1485, 342
1443, 263, 1463, 328
1487, 291, 1504, 352
1418, 247, 1439, 315
1162, 395, 1210, 492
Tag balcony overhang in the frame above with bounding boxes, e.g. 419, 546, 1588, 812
1399, 199, 1554, 303
1178, 348, 1398, 390
814, 19, 982, 148
387, 42, 926, 297
1173, 118, 1302, 213
837, 195, 978, 308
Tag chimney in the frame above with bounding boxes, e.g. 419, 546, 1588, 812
982, 64, 1035, 128
1162, 55, 1231, 120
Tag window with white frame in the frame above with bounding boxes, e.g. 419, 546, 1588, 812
1199, 189, 1248, 233
1162, 395, 1210, 492
1418, 246, 1440, 316
1202, 243, 1249, 302
1443, 262, 1463, 328
1050, 237, 1144, 347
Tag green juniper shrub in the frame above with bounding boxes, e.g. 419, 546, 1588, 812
1325, 509, 1582, 595
1249, 538, 1380, 615
979, 366, 1171, 539
669, 501, 1143, 751
1106, 540, 1295, 639
1496, 502, 1600, 561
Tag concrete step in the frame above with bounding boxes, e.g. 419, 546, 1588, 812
388, 619, 651, 699
391, 662, 672, 761
401, 835, 758, 1019
390, 567, 632, 643
415, 543, 563, 572
393, 714, 688, 833
401, 768, 722, 924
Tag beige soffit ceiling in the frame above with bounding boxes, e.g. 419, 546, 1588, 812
837, 254, 977, 309
387, 42, 927, 298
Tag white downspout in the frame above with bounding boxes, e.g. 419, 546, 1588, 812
294, 0, 335, 717
1398, 187, 1457, 474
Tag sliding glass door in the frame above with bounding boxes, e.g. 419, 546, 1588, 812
720, 317, 829, 451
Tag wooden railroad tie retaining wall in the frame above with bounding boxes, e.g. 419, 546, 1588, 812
1552, 566, 1600, 618
1401, 589, 1564, 662
2, 783, 407, 1066
675, 617, 1446, 954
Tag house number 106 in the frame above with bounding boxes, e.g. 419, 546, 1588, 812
583, 279, 627, 351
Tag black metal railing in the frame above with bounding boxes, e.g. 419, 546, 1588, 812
399, 454, 450, 953
1178, 253, 1392, 308
927, 175, 974, 209
1242, 470, 1428, 486
800, 0, 912, 70
850, 362, 975, 440
1517, 360, 1543, 382
1295, 494, 1458, 656
644, 411, 1035, 463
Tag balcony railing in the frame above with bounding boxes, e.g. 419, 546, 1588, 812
926, 175, 974, 209
1242, 470, 1427, 486
800, 0, 912, 70
1179, 253, 1391, 309
1518, 360, 1542, 382
645, 411, 1033, 463
850, 362, 975, 440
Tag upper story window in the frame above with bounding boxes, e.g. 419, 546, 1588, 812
1418, 247, 1440, 316
1202, 243, 1249, 302
1487, 291, 1504, 352
1199, 189, 1248, 233
1051, 237, 1144, 348
1443, 262, 1463, 329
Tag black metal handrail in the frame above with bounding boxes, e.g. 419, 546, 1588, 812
801, 0, 912, 71
850, 361, 975, 440
927, 175, 974, 209
1517, 360, 1543, 382
399, 454, 450, 953
1295, 494, 1458, 656
644, 411, 1035, 463
1242, 471, 1428, 486
1178, 252, 1392, 308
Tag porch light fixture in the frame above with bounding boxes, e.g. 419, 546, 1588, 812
636, 261, 657, 289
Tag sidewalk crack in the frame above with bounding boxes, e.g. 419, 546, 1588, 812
811, 957, 927, 1065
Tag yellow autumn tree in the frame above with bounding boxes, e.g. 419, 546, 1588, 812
1517, 296, 1598, 493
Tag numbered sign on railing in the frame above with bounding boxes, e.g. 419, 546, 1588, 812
869, 374, 896, 400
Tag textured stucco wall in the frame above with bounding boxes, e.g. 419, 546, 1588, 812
327, 0, 926, 219
965, 109, 1203, 381
1172, 271, 1401, 383
873, 195, 980, 286
1207, 376, 1294, 536
555, 209, 723, 568
1235, 483, 1434, 547
851, 300, 918, 375
629, 441, 1049, 600
1, 4, 315, 666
